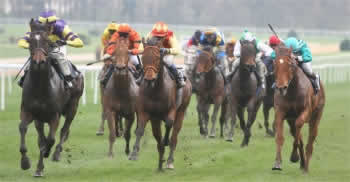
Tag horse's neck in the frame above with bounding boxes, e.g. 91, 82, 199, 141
204, 67, 219, 86
112, 70, 134, 93
27, 63, 54, 95
287, 67, 309, 98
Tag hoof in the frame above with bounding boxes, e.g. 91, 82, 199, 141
240, 142, 248, 148
21, 156, 31, 170
166, 163, 175, 169
33, 170, 44, 177
128, 154, 138, 161
226, 138, 233, 142
43, 149, 51, 158
96, 131, 104, 136
209, 135, 215, 138
125, 149, 130, 156
108, 152, 114, 159
52, 151, 60, 162
272, 167, 282, 171
266, 130, 275, 137
290, 154, 299, 163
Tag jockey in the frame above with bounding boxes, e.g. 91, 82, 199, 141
264, 35, 282, 73
145, 21, 186, 87
102, 23, 143, 73
17, 10, 84, 88
231, 30, 274, 95
186, 30, 202, 48
226, 37, 236, 62
198, 27, 227, 82
101, 22, 119, 49
282, 37, 320, 90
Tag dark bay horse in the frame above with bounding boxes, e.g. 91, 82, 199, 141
19, 19, 84, 177
129, 38, 192, 170
102, 37, 138, 158
226, 40, 263, 146
261, 72, 276, 137
272, 46, 325, 173
195, 47, 226, 138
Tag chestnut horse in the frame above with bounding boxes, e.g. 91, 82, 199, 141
19, 19, 84, 177
102, 37, 138, 158
195, 46, 226, 138
226, 40, 263, 146
225, 41, 235, 72
129, 38, 192, 170
272, 46, 325, 172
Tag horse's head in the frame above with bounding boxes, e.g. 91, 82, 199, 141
274, 45, 297, 96
240, 40, 257, 72
196, 46, 215, 74
112, 37, 130, 74
28, 18, 51, 64
141, 37, 164, 86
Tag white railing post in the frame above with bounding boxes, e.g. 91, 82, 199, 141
1, 70, 5, 111
7, 70, 12, 95
93, 70, 99, 104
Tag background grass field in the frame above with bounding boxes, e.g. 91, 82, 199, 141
0, 73, 349, 182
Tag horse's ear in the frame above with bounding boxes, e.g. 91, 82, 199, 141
29, 18, 34, 29
288, 48, 292, 57
142, 37, 147, 48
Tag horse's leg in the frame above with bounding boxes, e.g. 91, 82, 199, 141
241, 100, 260, 147
263, 104, 275, 137
294, 110, 311, 171
106, 110, 116, 158
237, 106, 245, 133
19, 111, 33, 170
53, 99, 79, 161
272, 110, 285, 170
115, 114, 123, 137
167, 111, 185, 169
129, 112, 149, 161
298, 134, 306, 170
124, 114, 135, 155
286, 119, 299, 163
163, 108, 176, 146
202, 103, 210, 137
33, 121, 46, 177
44, 114, 59, 158
97, 84, 105, 136
151, 120, 165, 171
219, 99, 228, 138
209, 102, 221, 138
196, 96, 205, 136
227, 99, 237, 142
305, 110, 322, 173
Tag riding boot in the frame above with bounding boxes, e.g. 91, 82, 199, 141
300, 62, 320, 91
169, 64, 185, 88
256, 60, 266, 97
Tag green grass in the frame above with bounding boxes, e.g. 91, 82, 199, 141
0, 72, 349, 182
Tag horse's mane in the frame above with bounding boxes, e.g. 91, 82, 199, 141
240, 40, 257, 58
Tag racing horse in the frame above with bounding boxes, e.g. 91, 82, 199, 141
129, 37, 192, 170
195, 46, 226, 138
226, 40, 263, 146
102, 37, 138, 158
19, 19, 84, 177
272, 45, 325, 173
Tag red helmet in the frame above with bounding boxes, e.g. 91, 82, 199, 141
269, 35, 281, 46
151, 22, 168, 37
118, 23, 131, 33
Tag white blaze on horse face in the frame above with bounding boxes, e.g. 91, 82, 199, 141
35, 34, 41, 40
279, 59, 284, 64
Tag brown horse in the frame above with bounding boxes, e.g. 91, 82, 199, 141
225, 41, 235, 72
129, 38, 192, 170
272, 46, 325, 172
19, 19, 84, 177
226, 40, 263, 146
102, 37, 138, 158
195, 46, 226, 138
261, 72, 276, 137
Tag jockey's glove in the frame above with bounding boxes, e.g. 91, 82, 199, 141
131, 49, 139, 55
56, 40, 67, 46
102, 53, 112, 61
160, 48, 170, 55
297, 56, 303, 62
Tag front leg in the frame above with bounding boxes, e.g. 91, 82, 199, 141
163, 107, 176, 146
19, 111, 33, 170
129, 111, 149, 161
272, 109, 286, 171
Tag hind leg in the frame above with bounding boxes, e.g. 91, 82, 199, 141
227, 99, 238, 142
209, 102, 221, 138
97, 84, 106, 136
53, 99, 79, 161
19, 112, 33, 171
124, 114, 135, 155
286, 119, 299, 163
129, 112, 149, 161
167, 111, 185, 169
150, 120, 165, 171
241, 100, 260, 147
263, 104, 275, 137
33, 121, 46, 177
304, 110, 322, 173
219, 99, 229, 138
